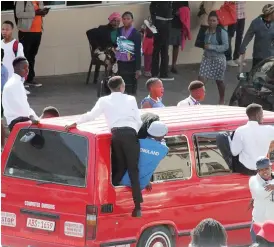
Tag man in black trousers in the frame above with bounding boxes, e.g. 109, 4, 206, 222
150, 1, 174, 81
65, 76, 143, 217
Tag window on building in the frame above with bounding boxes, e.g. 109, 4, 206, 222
194, 132, 232, 177
1, 1, 103, 11
153, 135, 191, 181
1, 1, 14, 11
4, 128, 88, 187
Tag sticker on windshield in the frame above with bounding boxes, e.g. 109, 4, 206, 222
1, 212, 16, 227
64, 221, 84, 238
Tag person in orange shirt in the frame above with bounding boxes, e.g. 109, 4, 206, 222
15, 1, 50, 87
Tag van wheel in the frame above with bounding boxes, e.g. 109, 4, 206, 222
137, 226, 174, 247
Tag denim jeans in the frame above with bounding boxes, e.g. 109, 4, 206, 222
250, 222, 256, 243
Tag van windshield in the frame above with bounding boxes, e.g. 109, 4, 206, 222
4, 128, 88, 187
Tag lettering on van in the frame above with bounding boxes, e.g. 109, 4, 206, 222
140, 148, 159, 156
24, 201, 55, 210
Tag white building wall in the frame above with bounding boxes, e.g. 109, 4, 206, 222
1, 1, 270, 77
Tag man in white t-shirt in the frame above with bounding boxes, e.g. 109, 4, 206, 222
249, 157, 274, 242
1, 20, 30, 94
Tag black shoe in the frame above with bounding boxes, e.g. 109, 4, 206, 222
25, 80, 42, 87
132, 208, 142, 218
160, 75, 174, 81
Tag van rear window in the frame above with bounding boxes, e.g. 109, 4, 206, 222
4, 128, 88, 187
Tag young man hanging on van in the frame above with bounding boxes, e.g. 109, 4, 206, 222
217, 103, 274, 175
2, 57, 39, 132
65, 76, 143, 217
121, 121, 169, 191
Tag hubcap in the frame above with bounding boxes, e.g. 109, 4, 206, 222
145, 231, 171, 247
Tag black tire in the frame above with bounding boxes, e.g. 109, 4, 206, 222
137, 226, 175, 247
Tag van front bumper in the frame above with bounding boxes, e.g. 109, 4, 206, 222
1, 234, 99, 247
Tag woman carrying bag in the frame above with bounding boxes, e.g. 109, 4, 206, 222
197, 11, 229, 105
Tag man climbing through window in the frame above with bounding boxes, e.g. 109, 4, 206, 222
121, 121, 169, 191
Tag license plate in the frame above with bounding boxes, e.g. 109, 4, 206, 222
26, 217, 55, 231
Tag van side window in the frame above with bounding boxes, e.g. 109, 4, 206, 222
194, 132, 232, 177
4, 128, 88, 187
153, 135, 191, 181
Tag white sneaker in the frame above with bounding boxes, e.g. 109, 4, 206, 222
227, 60, 238, 67
25, 89, 31, 95
234, 59, 247, 67
160, 76, 174, 81
144, 19, 157, 34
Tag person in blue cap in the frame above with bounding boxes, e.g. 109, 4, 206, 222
249, 156, 274, 243
121, 121, 169, 191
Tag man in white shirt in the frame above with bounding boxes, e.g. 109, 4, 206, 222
1, 20, 30, 95
229, 103, 274, 174
177, 80, 205, 107
2, 57, 38, 131
249, 157, 274, 242
65, 76, 143, 217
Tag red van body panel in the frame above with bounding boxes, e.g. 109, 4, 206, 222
2, 106, 274, 247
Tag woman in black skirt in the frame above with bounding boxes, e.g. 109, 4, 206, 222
116, 11, 142, 95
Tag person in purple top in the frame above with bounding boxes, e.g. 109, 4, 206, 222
116, 11, 142, 95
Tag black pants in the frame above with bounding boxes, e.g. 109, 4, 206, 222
18, 31, 42, 82
111, 127, 143, 208
225, 18, 245, 61
8, 117, 30, 132
151, 20, 171, 77
117, 61, 137, 95
216, 133, 256, 176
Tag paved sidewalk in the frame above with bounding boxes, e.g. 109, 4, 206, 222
28, 62, 251, 116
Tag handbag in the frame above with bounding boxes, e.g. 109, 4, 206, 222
216, 2, 237, 26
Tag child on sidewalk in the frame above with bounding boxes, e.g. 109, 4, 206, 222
1, 21, 30, 95
140, 17, 155, 77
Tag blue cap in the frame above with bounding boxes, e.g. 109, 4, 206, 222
147, 121, 168, 137
256, 157, 271, 170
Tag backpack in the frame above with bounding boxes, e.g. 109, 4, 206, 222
14, 1, 27, 26
12, 40, 19, 57
195, 25, 226, 49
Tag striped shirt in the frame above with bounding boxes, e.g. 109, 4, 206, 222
236, 1, 246, 20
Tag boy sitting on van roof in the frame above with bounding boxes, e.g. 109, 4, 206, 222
121, 121, 169, 191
